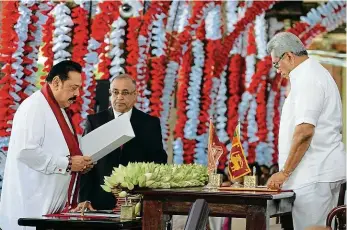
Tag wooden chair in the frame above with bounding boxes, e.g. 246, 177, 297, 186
282, 182, 346, 230
326, 182, 346, 230
326, 205, 346, 230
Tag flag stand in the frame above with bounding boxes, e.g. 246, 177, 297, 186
204, 173, 223, 189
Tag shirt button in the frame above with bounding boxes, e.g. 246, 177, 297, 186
59, 169, 62, 172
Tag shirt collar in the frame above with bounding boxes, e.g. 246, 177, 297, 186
113, 108, 133, 118
289, 57, 311, 80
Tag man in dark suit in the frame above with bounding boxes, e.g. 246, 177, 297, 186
79, 74, 167, 210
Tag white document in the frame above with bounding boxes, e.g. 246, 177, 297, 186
81, 113, 135, 162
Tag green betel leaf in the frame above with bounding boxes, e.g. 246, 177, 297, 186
145, 180, 155, 187
127, 183, 134, 190
105, 163, 208, 192
118, 191, 127, 197
101, 185, 111, 193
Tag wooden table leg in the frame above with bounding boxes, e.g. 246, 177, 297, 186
142, 200, 164, 230
246, 206, 268, 230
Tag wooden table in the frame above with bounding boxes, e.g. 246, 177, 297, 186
18, 216, 141, 230
135, 187, 295, 230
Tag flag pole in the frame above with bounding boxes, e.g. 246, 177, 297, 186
209, 117, 216, 174
238, 119, 241, 142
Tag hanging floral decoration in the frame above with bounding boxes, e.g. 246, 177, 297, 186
0, 1, 345, 171
70, 2, 90, 135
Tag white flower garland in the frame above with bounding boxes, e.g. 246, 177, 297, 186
210, 78, 221, 122
136, 18, 152, 112
176, 0, 190, 33
166, 0, 179, 32
10, 2, 32, 118
51, 3, 73, 65
160, 60, 179, 147
245, 51, 256, 88
268, 17, 284, 39
301, 1, 344, 28
255, 13, 267, 59
109, 17, 126, 81
216, 67, 229, 144
194, 4, 222, 164
183, 40, 204, 140
24, 2, 49, 96
302, 2, 346, 45
205, 4, 222, 40
225, 0, 238, 34
320, 2, 346, 31
194, 133, 208, 165
247, 95, 259, 144
80, 38, 100, 124
173, 137, 184, 164
151, 13, 167, 58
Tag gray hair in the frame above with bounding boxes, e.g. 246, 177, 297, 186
110, 73, 136, 89
267, 32, 308, 58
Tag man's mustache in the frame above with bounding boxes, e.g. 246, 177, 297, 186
69, 96, 77, 101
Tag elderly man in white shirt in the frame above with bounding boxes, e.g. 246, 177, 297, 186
266, 32, 346, 230
0, 61, 94, 230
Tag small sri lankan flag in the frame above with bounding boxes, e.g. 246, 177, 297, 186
227, 124, 251, 180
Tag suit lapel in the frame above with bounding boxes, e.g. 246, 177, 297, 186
130, 107, 141, 128
107, 108, 115, 122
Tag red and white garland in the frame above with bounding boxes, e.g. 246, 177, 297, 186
70, 1, 90, 135
0, 1, 345, 170
0, 2, 20, 150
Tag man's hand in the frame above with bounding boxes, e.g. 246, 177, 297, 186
82, 157, 96, 174
70, 201, 96, 213
71, 156, 93, 172
266, 171, 289, 190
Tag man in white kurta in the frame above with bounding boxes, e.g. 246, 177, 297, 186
267, 32, 346, 230
0, 61, 93, 230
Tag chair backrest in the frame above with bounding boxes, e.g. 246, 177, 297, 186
337, 183, 346, 206
184, 199, 210, 230
326, 205, 346, 230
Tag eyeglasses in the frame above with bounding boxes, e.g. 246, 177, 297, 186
273, 53, 287, 69
111, 90, 136, 97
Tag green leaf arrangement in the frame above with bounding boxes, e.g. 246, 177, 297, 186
101, 162, 208, 193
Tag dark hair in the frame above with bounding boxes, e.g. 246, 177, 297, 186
46, 60, 82, 83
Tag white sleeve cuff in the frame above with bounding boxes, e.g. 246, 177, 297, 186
53, 156, 69, 174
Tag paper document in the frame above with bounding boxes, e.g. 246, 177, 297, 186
81, 113, 135, 162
